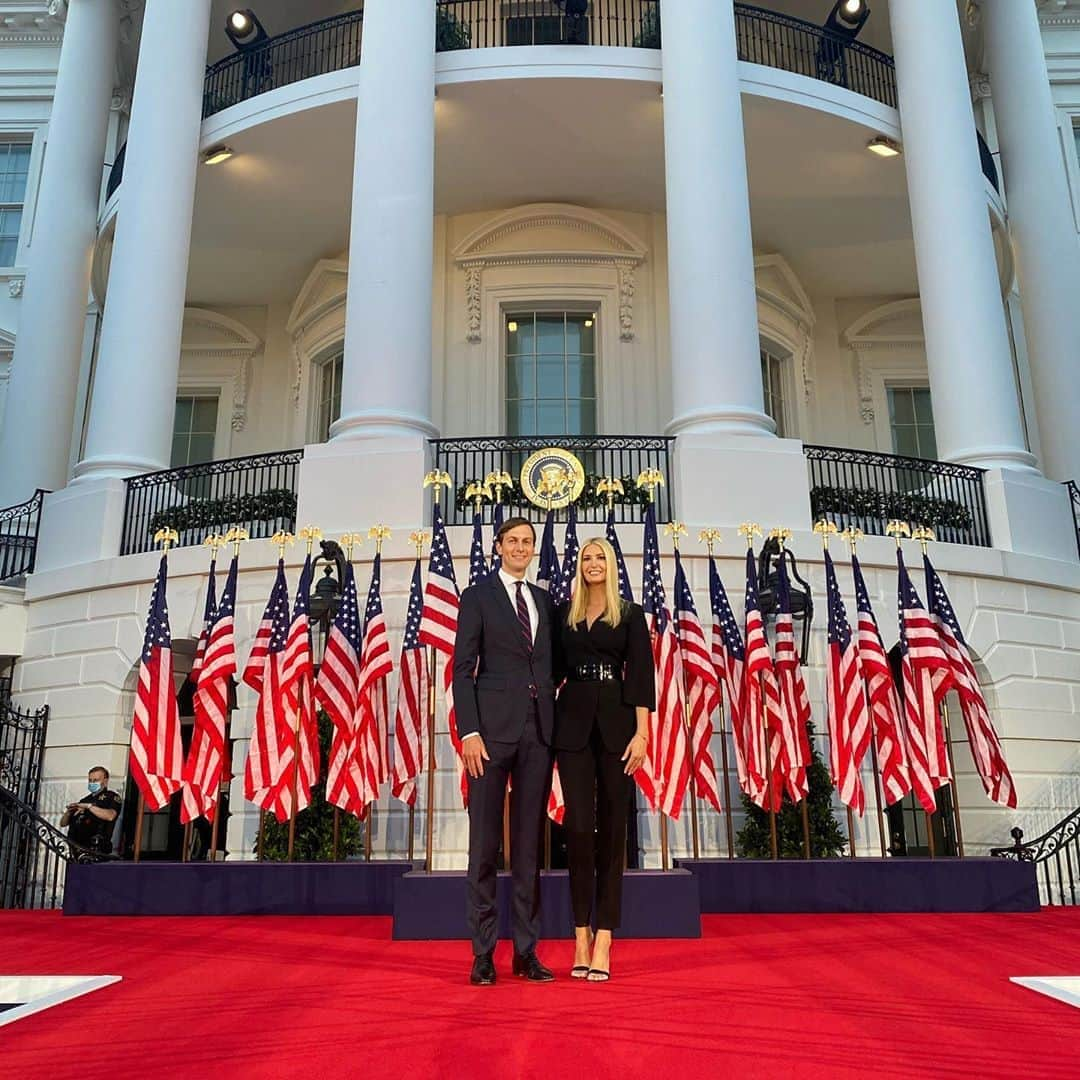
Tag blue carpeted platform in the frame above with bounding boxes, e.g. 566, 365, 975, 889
675, 857, 1039, 913
392, 869, 702, 939
63, 860, 417, 916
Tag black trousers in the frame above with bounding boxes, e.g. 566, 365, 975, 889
466, 704, 552, 957
557, 724, 631, 931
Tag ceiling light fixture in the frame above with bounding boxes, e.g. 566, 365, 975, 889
225, 8, 267, 52
203, 145, 235, 166
867, 135, 902, 158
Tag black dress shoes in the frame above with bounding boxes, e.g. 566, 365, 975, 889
470, 952, 496, 986
512, 951, 554, 982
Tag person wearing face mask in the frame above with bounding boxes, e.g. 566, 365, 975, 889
61, 766, 121, 855
553, 537, 655, 982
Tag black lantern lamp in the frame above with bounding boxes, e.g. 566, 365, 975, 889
308, 538, 347, 634
817, 1, 870, 88
756, 534, 815, 663
824, 0, 870, 39
225, 9, 268, 52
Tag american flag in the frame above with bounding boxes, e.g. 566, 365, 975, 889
536, 509, 561, 595
243, 561, 294, 822
182, 555, 237, 824
773, 555, 813, 803
316, 561, 365, 815
897, 549, 952, 790
276, 555, 320, 816
824, 549, 868, 814
180, 558, 218, 824
606, 508, 634, 602
356, 552, 394, 807
392, 558, 429, 806
129, 556, 183, 811
547, 763, 566, 823
851, 554, 912, 806
640, 505, 689, 818
742, 548, 781, 811
468, 511, 488, 588
708, 554, 762, 801
672, 550, 721, 810
489, 502, 505, 573
553, 506, 580, 605
418, 502, 467, 806
924, 554, 1016, 807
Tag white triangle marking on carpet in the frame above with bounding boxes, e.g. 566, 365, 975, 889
0, 975, 121, 1028
1010, 976, 1080, 1010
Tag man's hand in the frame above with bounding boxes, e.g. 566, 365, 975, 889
461, 735, 490, 779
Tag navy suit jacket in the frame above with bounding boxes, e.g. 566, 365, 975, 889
452, 573, 558, 746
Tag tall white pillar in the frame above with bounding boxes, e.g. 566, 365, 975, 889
660, 0, 771, 438
333, 0, 436, 441
73, 0, 212, 482
888, 0, 1036, 474
0, 0, 117, 507
983, 0, 1080, 481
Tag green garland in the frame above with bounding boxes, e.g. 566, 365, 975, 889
147, 487, 297, 535
454, 474, 653, 514
810, 485, 975, 531
633, 8, 661, 49
435, 8, 471, 51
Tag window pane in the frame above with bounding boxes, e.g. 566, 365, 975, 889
507, 401, 535, 436
507, 355, 534, 399
173, 397, 193, 433
186, 434, 215, 465
890, 388, 915, 424
536, 355, 564, 398
918, 424, 937, 460
566, 355, 595, 398
913, 387, 934, 424
170, 434, 189, 469
567, 400, 596, 437
537, 400, 565, 434
192, 397, 218, 433
536, 315, 564, 354
893, 425, 919, 458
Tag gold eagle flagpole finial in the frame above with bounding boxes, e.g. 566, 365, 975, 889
298, 525, 322, 555
912, 525, 935, 555
410, 530, 430, 559
636, 468, 665, 505
484, 471, 511, 505
271, 530, 295, 559
465, 480, 492, 514
885, 520, 911, 549
368, 524, 392, 555
663, 520, 688, 551
225, 526, 249, 556
813, 519, 838, 551
769, 527, 793, 551
698, 528, 722, 556
840, 526, 864, 555
423, 469, 453, 509
154, 527, 179, 554
737, 522, 762, 550
597, 476, 625, 512
340, 533, 364, 561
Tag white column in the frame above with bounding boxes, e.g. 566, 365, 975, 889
0, 0, 117, 507
660, 0, 771, 437
333, 0, 436, 441
983, 0, 1080, 481
888, 0, 1036, 473
73, 0, 212, 482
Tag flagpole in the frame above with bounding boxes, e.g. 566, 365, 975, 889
424, 645, 437, 872
407, 804, 415, 862
332, 807, 341, 862
717, 701, 735, 859
800, 798, 811, 860
846, 807, 857, 859
182, 822, 192, 863
133, 794, 146, 863
256, 811, 266, 861
759, 692, 778, 861
287, 715, 300, 863
365, 807, 373, 861
941, 702, 965, 858
867, 737, 888, 858
209, 803, 221, 864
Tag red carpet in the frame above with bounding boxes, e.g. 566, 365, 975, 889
3, 911, 1079, 1079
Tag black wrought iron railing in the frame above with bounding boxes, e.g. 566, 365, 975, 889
0, 700, 48, 810
431, 435, 674, 526
120, 450, 303, 556
804, 445, 991, 547
0, 488, 47, 583
0, 785, 111, 910
1066, 481, 1080, 560
992, 812, 1080, 907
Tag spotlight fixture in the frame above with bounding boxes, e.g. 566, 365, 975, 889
202, 145, 235, 166
824, 0, 870, 40
225, 8, 267, 52
866, 135, 901, 158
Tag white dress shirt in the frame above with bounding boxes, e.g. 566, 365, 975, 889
462, 569, 538, 743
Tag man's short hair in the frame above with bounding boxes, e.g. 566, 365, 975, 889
89, 765, 109, 781
495, 516, 537, 545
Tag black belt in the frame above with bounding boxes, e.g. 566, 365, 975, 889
569, 662, 620, 683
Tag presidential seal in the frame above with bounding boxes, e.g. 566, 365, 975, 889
519, 447, 585, 510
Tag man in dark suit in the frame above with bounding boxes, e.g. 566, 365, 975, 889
453, 516, 557, 985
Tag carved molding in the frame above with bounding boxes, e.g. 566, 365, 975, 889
453, 204, 648, 344
969, 71, 993, 103
753, 253, 817, 406
7, 277, 23, 298
285, 258, 348, 413
180, 308, 262, 433
843, 298, 926, 425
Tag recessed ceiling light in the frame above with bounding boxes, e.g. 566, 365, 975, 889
867, 135, 902, 158
203, 145, 235, 166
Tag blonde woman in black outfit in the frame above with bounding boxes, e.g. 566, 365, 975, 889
554, 537, 656, 981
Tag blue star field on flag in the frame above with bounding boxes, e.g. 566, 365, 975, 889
606, 507, 634, 603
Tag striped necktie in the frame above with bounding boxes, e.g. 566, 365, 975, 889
514, 580, 533, 652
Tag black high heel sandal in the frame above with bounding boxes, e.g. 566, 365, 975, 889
571, 930, 594, 978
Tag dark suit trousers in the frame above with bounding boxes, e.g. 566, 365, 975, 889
557, 725, 631, 930
466, 704, 552, 957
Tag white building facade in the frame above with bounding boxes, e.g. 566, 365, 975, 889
0, 0, 1078, 865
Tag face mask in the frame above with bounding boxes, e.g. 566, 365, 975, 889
88, 782, 102, 794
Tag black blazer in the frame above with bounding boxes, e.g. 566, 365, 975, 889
553, 601, 656, 753
452, 573, 557, 745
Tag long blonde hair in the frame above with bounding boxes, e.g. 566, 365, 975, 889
566, 537, 625, 628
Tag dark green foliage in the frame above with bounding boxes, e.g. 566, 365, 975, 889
634, 8, 661, 49
259, 712, 364, 862
736, 722, 848, 859
435, 8, 471, 52
809, 485, 975, 531
147, 487, 297, 536
455, 474, 652, 514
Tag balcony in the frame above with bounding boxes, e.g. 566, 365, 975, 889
200, 2, 897, 119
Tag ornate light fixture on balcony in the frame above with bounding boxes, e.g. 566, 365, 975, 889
225, 8, 268, 52
824, 0, 871, 39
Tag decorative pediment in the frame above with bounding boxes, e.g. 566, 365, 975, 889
286, 258, 349, 410
843, 299, 926, 424
453, 204, 648, 343
180, 308, 262, 432
753, 253, 816, 404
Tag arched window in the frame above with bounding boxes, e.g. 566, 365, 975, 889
314, 350, 344, 443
